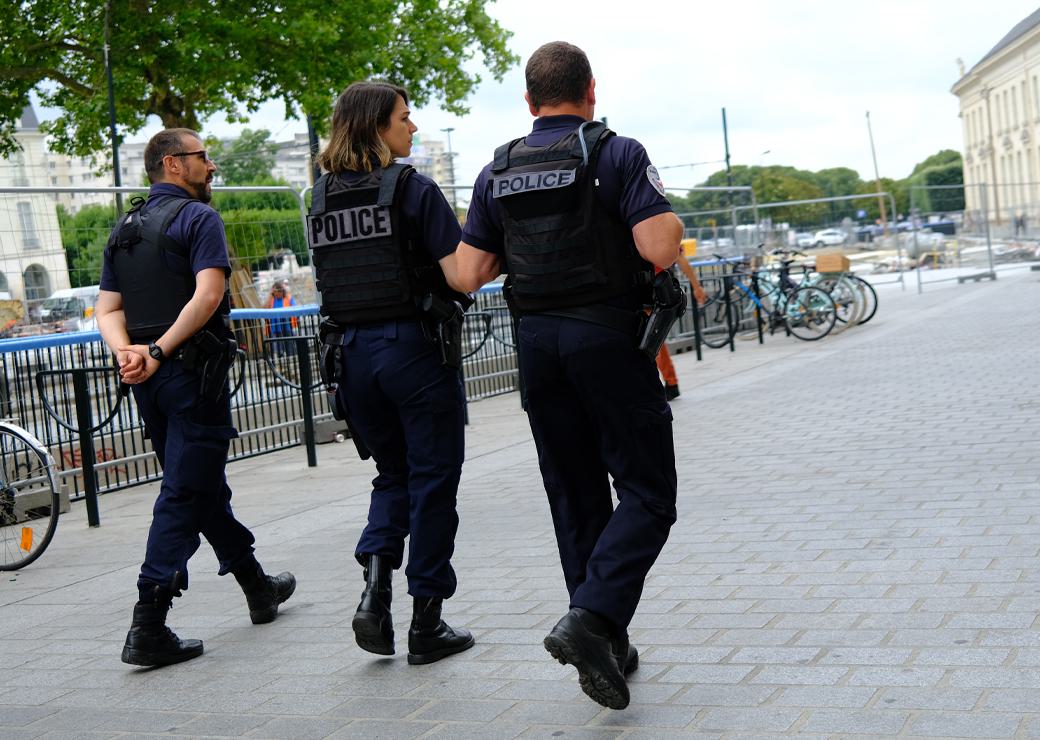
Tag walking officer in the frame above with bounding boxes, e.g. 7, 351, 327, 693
95, 128, 296, 667
452, 42, 684, 709
310, 81, 473, 664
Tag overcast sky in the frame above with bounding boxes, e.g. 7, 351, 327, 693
41, 1, 1040, 192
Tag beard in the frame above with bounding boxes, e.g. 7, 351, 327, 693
186, 176, 212, 203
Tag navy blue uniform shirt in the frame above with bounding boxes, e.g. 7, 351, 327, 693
462, 115, 673, 254
100, 183, 231, 292
328, 168, 461, 262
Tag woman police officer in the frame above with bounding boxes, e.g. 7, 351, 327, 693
309, 81, 473, 665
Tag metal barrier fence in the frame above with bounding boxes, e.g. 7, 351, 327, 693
908, 183, 1040, 291
1, 308, 326, 505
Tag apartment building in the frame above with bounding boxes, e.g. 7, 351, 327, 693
952, 9, 1040, 222
0, 106, 72, 303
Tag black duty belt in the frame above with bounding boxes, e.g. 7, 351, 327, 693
535, 305, 644, 336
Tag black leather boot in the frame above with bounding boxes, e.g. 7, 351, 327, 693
233, 561, 297, 625
544, 607, 630, 710
352, 554, 395, 655
407, 597, 474, 665
121, 587, 203, 667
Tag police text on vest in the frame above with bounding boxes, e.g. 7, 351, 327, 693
492, 169, 577, 198
308, 206, 392, 247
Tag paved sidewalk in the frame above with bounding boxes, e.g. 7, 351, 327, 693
1, 268, 1038, 739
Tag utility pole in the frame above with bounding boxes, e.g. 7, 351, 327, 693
721, 107, 733, 188
722, 107, 737, 245
866, 110, 888, 235
103, 0, 122, 212
441, 127, 457, 212
306, 114, 321, 186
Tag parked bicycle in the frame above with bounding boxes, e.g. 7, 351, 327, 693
0, 420, 60, 570
698, 249, 838, 345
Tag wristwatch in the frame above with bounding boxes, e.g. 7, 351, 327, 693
147, 342, 166, 363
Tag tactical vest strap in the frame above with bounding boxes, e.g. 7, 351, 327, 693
377, 163, 412, 206
492, 139, 522, 173
574, 120, 609, 165
144, 196, 195, 260
311, 173, 330, 216
493, 121, 610, 172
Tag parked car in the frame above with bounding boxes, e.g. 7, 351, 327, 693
39, 285, 100, 332
794, 232, 815, 248
812, 229, 847, 248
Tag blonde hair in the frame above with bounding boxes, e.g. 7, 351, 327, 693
317, 81, 408, 174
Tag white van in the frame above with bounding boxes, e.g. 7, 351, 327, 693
39, 285, 101, 332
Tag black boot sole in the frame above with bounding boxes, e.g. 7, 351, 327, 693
406, 634, 475, 665
352, 611, 395, 655
544, 630, 630, 710
249, 576, 297, 625
121, 641, 203, 667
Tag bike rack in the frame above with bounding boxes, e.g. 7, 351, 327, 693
261, 336, 321, 468
34, 367, 125, 527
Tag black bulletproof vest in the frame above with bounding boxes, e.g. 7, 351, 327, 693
308, 164, 458, 326
491, 121, 653, 313
108, 193, 231, 343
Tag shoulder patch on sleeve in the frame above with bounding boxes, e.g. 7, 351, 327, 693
646, 165, 666, 196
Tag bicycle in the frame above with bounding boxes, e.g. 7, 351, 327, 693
0, 420, 60, 571
784, 256, 878, 329
699, 249, 838, 344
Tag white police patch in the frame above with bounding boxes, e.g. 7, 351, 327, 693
646, 165, 665, 196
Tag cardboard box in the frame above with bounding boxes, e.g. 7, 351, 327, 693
815, 253, 850, 273
681, 238, 697, 257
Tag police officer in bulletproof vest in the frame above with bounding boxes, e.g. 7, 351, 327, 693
309, 81, 473, 664
95, 128, 296, 667
452, 42, 686, 709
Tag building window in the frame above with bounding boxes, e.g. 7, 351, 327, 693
1019, 151, 1027, 204
1034, 77, 1040, 118
16, 202, 39, 248
22, 264, 50, 302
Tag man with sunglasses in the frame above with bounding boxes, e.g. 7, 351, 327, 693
96, 128, 296, 668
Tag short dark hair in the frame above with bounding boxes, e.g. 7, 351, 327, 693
144, 128, 200, 183
525, 42, 593, 109
318, 81, 409, 174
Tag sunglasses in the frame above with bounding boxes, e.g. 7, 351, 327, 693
169, 150, 212, 163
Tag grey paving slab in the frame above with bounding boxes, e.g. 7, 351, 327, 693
800, 708, 910, 735
0, 271, 1037, 737
906, 711, 1024, 737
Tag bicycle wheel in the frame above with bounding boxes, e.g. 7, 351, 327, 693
847, 274, 878, 324
782, 286, 837, 341
695, 288, 733, 349
816, 276, 859, 328
0, 424, 59, 570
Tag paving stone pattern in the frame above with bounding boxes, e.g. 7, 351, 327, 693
1, 269, 1038, 738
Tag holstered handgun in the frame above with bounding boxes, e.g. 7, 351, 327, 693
637, 270, 687, 359
420, 293, 465, 369
182, 330, 238, 403
318, 319, 371, 460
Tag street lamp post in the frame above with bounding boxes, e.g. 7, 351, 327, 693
103, 0, 122, 212
441, 127, 457, 212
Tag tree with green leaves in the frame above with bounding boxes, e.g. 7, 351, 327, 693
0, 1, 517, 159
57, 204, 118, 287
206, 128, 278, 185
909, 149, 962, 177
